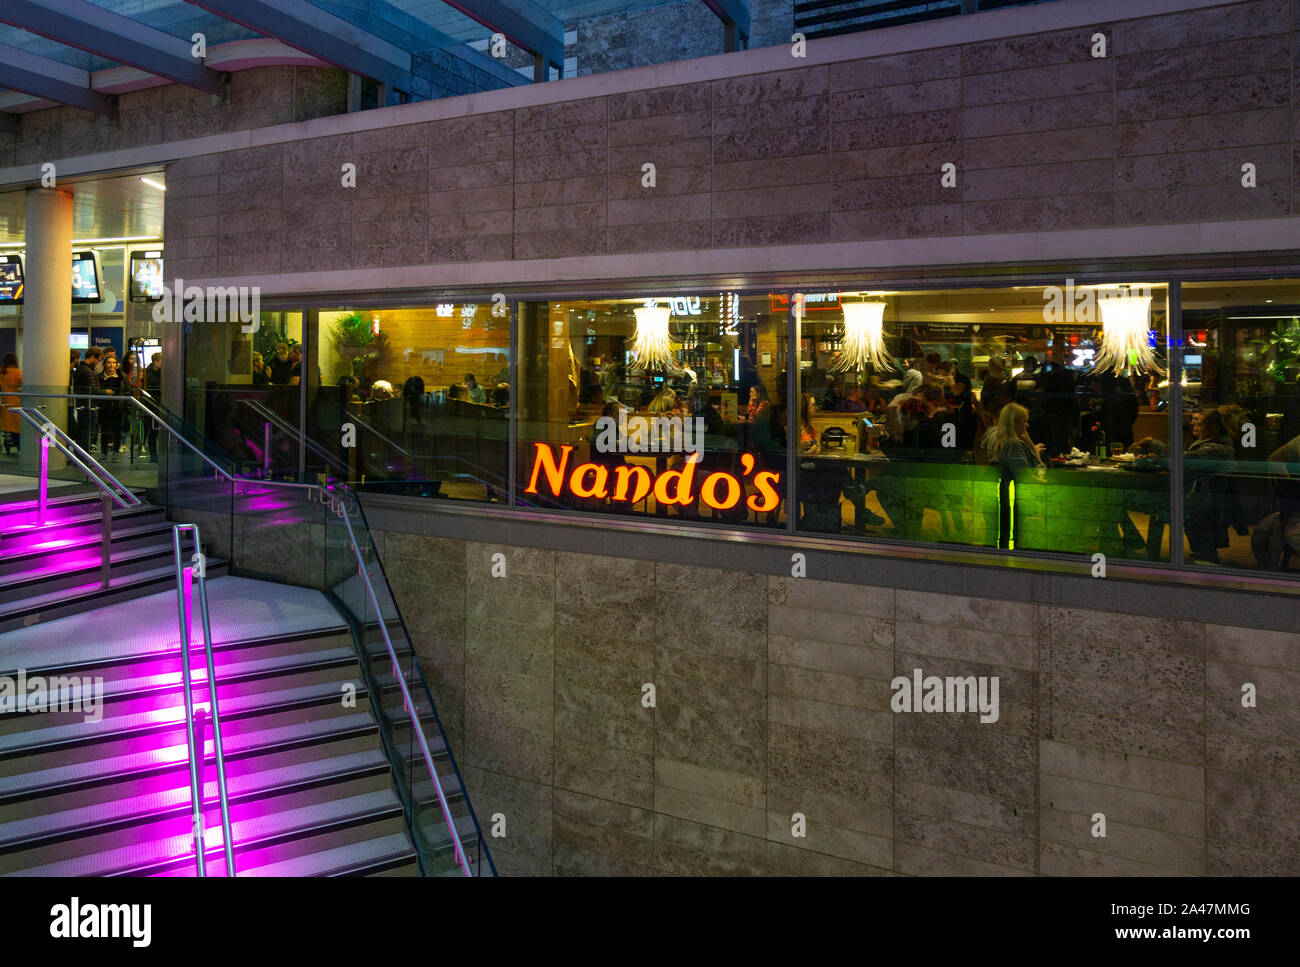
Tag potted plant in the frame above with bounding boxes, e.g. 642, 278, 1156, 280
331, 311, 388, 383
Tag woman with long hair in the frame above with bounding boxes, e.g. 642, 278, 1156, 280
982, 402, 1044, 549
0, 352, 21, 455
982, 402, 1044, 469
799, 392, 820, 455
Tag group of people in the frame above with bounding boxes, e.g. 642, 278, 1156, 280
252, 343, 302, 386
68, 346, 163, 461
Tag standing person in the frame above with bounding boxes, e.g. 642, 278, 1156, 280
98, 355, 125, 461
267, 343, 294, 384
71, 348, 103, 449
0, 353, 22, 455
143, 352, 162, 461
982, 402, 1045, 550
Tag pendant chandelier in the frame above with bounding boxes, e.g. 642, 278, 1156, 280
830, 300, 893, 373
1095, 289, 1163, 375
630, 304, 674, 373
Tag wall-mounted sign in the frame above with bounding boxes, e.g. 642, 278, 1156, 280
524, 443, 781, 513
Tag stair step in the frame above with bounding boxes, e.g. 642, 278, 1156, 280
0, 641, 357, 716
0, 519, 177, 577
0, 677, 369, 758
5, 790, 405, 877
0, 541, 179, 603
0, 562, 230, 634
0, 747, 391, 853
0, 502, 163, 546
231, 832, 417, 878
0, 711, 377, 803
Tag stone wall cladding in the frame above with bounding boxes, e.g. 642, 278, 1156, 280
374, 528, 1300, 876
161, 1, 1300, 275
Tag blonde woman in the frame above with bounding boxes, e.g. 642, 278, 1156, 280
982, 402, 1044, 471
982, 402, 1044, 550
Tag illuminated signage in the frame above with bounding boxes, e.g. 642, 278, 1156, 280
524, 443, 781, 513
770, 292, 840, 312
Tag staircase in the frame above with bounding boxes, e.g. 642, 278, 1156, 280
0, 470, 488, 876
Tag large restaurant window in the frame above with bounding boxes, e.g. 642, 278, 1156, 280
793, 284, 1172, 560
305, 303, 510, 500
1179, 280, 1300, 571
516, 294, 788, 527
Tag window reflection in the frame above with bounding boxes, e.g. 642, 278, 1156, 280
1181, 281, 1300, 570
516, 294, 788, 527
796, 285, 1170, 559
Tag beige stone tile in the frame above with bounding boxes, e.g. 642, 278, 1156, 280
896, 589, 1034, 633
896, 780, 1036, 838
1041, 774, 1204, 837
1041, 808, 1205, 874
895, 843, 1034, 876
766, 840, 892, 876
1040, 740, 1204, 799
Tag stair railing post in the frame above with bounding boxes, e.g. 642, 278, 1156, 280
263, 422, 271, 477
37, 434, 49, 526
173, 527, 207, 878
100, 492, 111, 589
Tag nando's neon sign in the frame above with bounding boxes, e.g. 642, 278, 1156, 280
524, 443, 782, 513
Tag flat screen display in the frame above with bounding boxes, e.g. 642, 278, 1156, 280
0, 255, 21, 304
129, 251, 164, 302
69, 333, 89, 350
71, 251, 100, 304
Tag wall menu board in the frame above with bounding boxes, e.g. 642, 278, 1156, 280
0, 255, 21, 304
129, 251, 164, 302
71, 251, 100, 304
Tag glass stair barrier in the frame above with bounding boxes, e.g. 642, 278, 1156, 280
9, 405, 142, 589
13, 390, 494, 877
170, 522, 237, 878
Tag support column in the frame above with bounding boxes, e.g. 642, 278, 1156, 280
19, 187, 73, 475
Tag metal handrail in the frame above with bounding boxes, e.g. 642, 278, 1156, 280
12, 407, 141, 511
239, 398, 349, 473
171, 523, 237, 878
318, 488, 473, 877
18, 390, 465, 874
19, 392, 332, 498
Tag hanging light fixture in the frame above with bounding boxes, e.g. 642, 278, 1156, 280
1095, 287, 1163, 375
830, 300, 893, 372
630, 303, 674, 373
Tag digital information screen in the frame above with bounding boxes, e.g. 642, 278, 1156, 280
129, 251, 164, 302
71, 251, 100, 304
0, 255, 21, 304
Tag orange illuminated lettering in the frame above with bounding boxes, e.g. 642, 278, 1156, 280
612, 464, 652, 504
524, 443, 573, 495
700, 471, 741, 510
569, 463, 609, 499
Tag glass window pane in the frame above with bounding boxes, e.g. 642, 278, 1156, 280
516, 293, 788, 527
1181, 280, 1300, 572
306, 303, 510, 500
795, 283, 1170, 560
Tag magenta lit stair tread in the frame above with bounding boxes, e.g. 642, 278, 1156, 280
0, 713, 377, 800
231, 833, 415, 878
0, 576, 347, 672
0, 677, 366, 755
0, 749, 390, 849
4, 790, 403, 877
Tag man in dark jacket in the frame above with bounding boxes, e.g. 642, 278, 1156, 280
71, 347, 103, 449
143, 353, 162, 460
